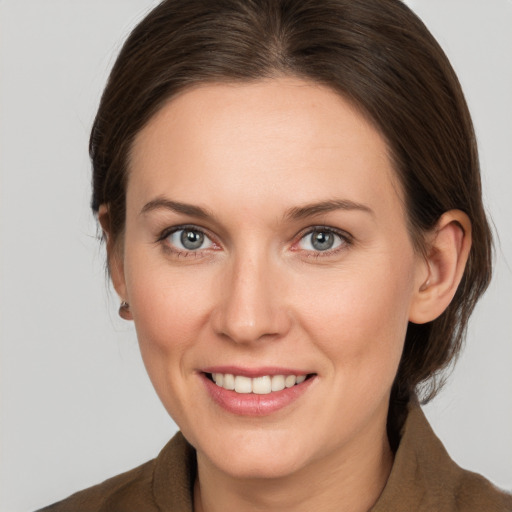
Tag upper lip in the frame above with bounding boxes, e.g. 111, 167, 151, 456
201, 366, 313, 378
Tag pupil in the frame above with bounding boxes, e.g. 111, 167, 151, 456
312, 231, 333, 251
181, 230, 204, 250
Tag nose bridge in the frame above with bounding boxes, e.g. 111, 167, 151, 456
213, 244, 287, 344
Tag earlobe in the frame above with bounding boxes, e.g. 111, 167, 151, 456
98, 205, 132, 320
409, 210, 472, 324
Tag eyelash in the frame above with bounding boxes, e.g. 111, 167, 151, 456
293, 226, 353, 258
156, 224, 218, 258
156, 225, 353, 258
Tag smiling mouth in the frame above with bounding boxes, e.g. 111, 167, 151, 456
205, 372, 315, 395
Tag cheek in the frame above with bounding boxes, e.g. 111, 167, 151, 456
296, 256, 415, 385
122, 245, 213, 395
129, 270, 209, 357
124, 237, 209, 332
125, 267, 214, 431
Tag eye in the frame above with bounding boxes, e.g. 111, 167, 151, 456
165, 227, 214, 251
297, 228, 346, 252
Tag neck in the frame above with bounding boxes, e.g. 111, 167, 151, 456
194, 418, 393, 512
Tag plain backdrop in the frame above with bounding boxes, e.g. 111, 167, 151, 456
0, 1, 511, 511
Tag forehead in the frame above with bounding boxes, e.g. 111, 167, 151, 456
128, 78, 403, 219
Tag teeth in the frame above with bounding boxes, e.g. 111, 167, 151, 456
271, 375, 285, 392
285, 375, 297, 388
234, 376, 252, 393
223, 373, 235, 390
252, 376, 271, 394
211, 373, 308, 394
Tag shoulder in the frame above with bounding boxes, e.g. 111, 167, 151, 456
36, 458, 158, 512
450, 466, 512, 512
36, 432, 196, 512
373, 403, 512, 512
410, 405, 512, 511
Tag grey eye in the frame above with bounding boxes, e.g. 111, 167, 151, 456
167, 228, 213, 251
181, 229, 204, 250
298, 229, 344, 252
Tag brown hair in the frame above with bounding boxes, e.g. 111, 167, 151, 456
90, 0, 492, 437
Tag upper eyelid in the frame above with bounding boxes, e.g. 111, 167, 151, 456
157, 226, 217, 255
156, 224, 353, 249
293, 226, 353, 254
158, 224, 212, 241
295, 225, 352, 242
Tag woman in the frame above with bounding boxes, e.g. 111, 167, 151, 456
38, 0, 511, 510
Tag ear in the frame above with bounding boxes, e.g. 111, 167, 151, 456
98, 204, 133, 320
409, 210, 472, 324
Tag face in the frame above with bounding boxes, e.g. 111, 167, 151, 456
113, 78, 425, 479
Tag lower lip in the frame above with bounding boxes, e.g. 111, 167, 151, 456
201, 373, 315, 416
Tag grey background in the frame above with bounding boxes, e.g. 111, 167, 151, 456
0, 1, 511, 511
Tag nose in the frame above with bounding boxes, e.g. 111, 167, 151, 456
211, 252, 291, 345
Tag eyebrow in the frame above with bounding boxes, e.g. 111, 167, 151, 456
140, 197, 213, 219
140, 197, 374, 221
284, 199, 374, 220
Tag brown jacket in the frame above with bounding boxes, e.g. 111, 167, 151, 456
38, 405, 512, 511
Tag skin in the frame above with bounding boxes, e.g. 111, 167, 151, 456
102, 78, 471, 512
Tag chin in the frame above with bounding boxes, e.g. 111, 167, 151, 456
194, 426, 316, 480
211, 450, 308, 480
